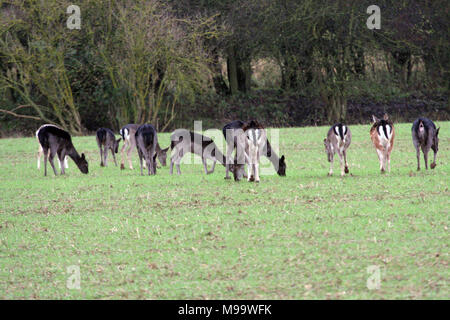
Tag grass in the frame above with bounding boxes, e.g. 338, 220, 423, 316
0, 122, 448, 299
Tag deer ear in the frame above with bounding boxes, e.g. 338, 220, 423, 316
281, 155, 285, 161
117, 138, 121, 143
81, 153, 85, 160
383, 113, 389, 120
436, 127, 440, 136
372, 115, 378, 123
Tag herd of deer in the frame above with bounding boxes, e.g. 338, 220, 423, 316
35, 114, 440, 181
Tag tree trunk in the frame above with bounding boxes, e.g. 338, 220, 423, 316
325, 93, 347, 124
227, 50, 239, 95
237, 56, 251, 93
391, 50, 411, 86
210, 49, 228, 95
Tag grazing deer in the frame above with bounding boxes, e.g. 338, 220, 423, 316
241, 120, 267, 182
169, 129, 244, 180
370, 114, 395, 173
324, 123, 352, 176
36, 124, 68, 170
96, 128, 121, 167
222, 120, 286, 179
135, 124, 158, 175
412, 118, 440, 170
37, 125, 88, 176
119, 124, 168, 170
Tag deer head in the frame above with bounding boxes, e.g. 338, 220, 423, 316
114, 138, 121, 154
157, 147, 169, 166
78, 153, 89, 174
278, 155, 286, 176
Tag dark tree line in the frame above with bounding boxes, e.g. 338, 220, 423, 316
0, 0, 448, 133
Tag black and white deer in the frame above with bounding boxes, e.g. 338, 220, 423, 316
36, 124, 68, 170
37, 125, 88, 176
240, 120, 267, 182
119, 124, 168, 170
96, 128, 121, 167
169, 128, 244, 180
222, 120, 286, 179
412, 117, 439, 170
323, 123, 352, 176
135, 124, 158, 175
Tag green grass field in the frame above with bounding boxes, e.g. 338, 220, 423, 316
0, 122, 448, 299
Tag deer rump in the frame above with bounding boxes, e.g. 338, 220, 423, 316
135, 125, 158, 175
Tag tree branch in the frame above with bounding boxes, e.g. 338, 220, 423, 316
0, 107, 42, 121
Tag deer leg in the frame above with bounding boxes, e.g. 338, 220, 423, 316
328, 154, 334, 176
111, 148, 118, 166
152, 153, 157, 175
176, 157, 182, 175
43, 148, 49, 176
176, 149, 184, 175
431, 150, 437, 169
225, 141, 234, 180
146, 154, 152, 176
146, 151, 153, 176
207, 160, 216, 174
202, 158, 209, 174
415, 145, 421, 171
376, 149, 385, 173
127, 145, 134, 170
343, 149, 349, 174
137, 150, 144, 176
120, 140, 127, 170
423, 151, 428, 170
387, 152, 391, 173
48, 149, 58, 176
64, 156, 69, 169
422, 145, 429, 170
169, 152, 176, 175
337, 151, 345, 177
103, 145, 109, 167
99, 146, 104, 167
59, 150, 66, 175
38, 145, 45, 170
254, 163, 260, 183
150, 152, 156, 175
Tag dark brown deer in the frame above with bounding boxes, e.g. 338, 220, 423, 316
37, 126, 88, 176
412, 118, 440, 170
135, 124, 158, 176
119, 124, 168, 170
96, 128, 121, 167
36, 124, 68, 170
